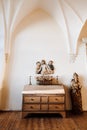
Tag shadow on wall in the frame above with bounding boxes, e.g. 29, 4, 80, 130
79, 75, 87, 110
64, 85, 72, 110
0, 66, 9, 110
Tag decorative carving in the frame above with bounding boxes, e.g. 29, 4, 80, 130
36, 75, 58, 85
70, 72, 83, 114
36, 75, 53, 85
35, 60, 58, 85
36, 60, 54, 75
69, 53, 77, 63
82, 37, 87, 62
82, 37, 87, 43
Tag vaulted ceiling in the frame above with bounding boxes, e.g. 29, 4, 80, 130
0, 0, 87, 55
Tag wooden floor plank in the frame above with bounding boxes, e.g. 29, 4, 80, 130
0, 111, 87, 130
72, 113, 87, 130
61, 118, 79, 130
27, 118, 33, 130
18, 119, 28, 130
54, 118, 66, 130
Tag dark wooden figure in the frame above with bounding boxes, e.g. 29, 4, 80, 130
70, 72, 83, 114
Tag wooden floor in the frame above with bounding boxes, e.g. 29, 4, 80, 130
0, 111, 87, 130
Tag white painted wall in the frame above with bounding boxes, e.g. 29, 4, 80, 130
0, 9, 87, 110
0, 1, 5, 108
0, 1, 4, 80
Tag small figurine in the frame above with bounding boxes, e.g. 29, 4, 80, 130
47, 60, 54, 74
36, 60, 55, 75
35, 59, 55, 85
70, 72, 83, 114
36, 61, 42, 74
41, 60, 48, 75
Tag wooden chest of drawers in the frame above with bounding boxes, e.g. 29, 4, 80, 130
22, 85, 66, 118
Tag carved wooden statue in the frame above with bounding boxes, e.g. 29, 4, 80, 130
70, 72, 83, 114
36, 60, 55, 75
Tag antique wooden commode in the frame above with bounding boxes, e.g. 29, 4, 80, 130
22, 85, 66, 118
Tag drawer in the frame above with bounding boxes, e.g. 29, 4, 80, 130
41, 97, 48, 103
23, 104, 40, 111
41, 104, 48, 110
49, 104, 64, 111
24, 96, 40, 103
49, 96, 64, 103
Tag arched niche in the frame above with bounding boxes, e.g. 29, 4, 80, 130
6, 9, 67, 110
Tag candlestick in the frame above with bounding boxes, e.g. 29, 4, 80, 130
56, 76, 58, 84
29, 76, 32, 85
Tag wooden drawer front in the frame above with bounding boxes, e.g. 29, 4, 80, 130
49, 104, 64, 111
41, 97, 48, 103
24, 96, 40, 103
49, 96, 64, 103
41, 105, 48, 110
23, 104, 40, 111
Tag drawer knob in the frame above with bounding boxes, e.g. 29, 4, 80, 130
30, 106, 33, 109
55, 106, 58, 109
31, 98, 34, 101
55, 98, 58, 100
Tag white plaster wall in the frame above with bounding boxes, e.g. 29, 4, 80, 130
0, 2, 4, 91
0, 9, 87, 110
0, 3, 4, 110
0, 1, 4, 78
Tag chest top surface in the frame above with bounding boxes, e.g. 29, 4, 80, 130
22, 85, 65, 94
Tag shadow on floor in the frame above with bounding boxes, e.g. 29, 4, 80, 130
25, 113, 63, 118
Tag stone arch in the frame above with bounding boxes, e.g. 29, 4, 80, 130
78, 20, 87, 41
77, 20, 87, 53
